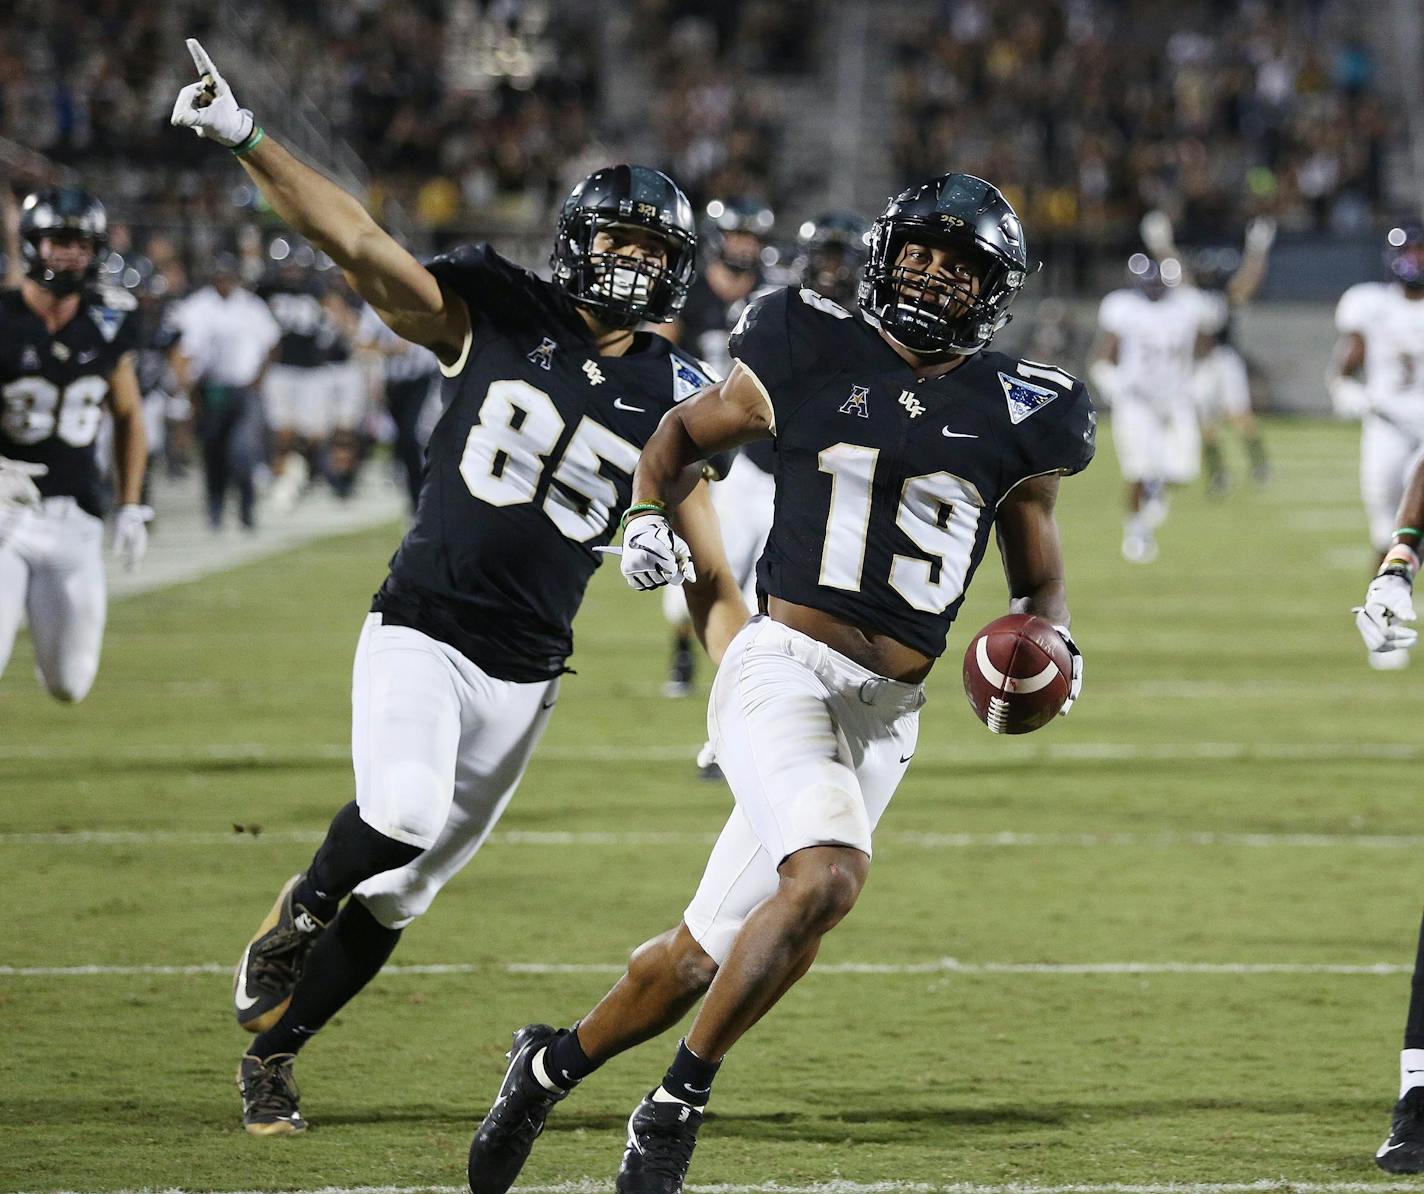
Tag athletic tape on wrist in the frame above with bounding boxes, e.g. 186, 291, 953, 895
231, 125, 265, 157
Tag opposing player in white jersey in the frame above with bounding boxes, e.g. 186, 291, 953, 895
0, 186, 149, 703
1152, 218, 1276, 495
1330, 224, 1424, 668
1091, 254, 1208, 563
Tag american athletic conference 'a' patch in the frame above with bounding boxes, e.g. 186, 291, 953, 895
998, 372, 1058, 425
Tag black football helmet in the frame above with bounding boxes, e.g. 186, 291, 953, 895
20, 186, 108, 296
1386, 223, 1424, 290
550, 165, 697, 327
791, 212, 870, 306
860, 174, 1034, 355
703, 197, 775, 273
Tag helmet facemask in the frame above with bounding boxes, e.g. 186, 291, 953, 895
553, 212, 695, 328
862, 224, 1022, 355
1387, 227, 1424, 291
25, 230, 102, 297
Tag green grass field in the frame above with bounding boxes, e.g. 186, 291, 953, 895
4, 419, 1423, 1193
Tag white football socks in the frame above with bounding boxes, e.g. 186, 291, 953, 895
1399, 1048, 1424, 1099
531, 1047, 564, 1094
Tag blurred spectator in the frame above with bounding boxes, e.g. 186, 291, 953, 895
170, 254, 279, 530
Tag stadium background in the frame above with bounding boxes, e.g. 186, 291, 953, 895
6, 1, 1424, 1190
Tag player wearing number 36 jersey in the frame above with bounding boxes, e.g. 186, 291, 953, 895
466, 173, 1095, 1194
0, 186, 149, 704
169, 39, 749, 1136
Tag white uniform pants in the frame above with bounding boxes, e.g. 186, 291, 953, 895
1193, 345, 1252, 423
348, 613, 560, 929
0, 498, 107, 702
683, 617, 923, 964
1111, 396, 1201, 484
1361, 414, 1424, 551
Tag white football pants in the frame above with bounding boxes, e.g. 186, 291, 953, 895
1111, 395, 1201, 484
0, 498, 107, 702
683, 616, 923, 965
1361, 414, 1424, 552
348, 613, 560, 929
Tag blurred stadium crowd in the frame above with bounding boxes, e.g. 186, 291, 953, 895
0, 0, 1415, 531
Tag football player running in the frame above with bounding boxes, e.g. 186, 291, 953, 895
170, 40, 748, 1135
466, 174, 1093, 1194
1358, 451, 1424, 1168
0, 186, 150, 703
1330, 223, 1424, 670
1090, 252, 1208, 563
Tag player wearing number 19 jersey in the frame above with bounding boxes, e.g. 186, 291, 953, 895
169, 36, 751, 1138
467, 173, 1094, 1194
0, 186, 148, 703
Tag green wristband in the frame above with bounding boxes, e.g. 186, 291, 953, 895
1394, 527, 1422, 540
620, 501, 668, 531
230, 125, 265, 157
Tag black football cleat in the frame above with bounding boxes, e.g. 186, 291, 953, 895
616, 1091, 704, 1194
233, 873, 328, 1032
1377, 1090, 1424, 1172
468, 1024, 568, 1194
238, 1052, 307, 1135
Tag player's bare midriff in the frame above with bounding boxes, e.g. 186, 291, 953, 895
766, 596, 934, 684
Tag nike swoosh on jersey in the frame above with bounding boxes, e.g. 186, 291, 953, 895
613, 398, 645, 412
941, 429, 978, 438
234, 945, 260, 1010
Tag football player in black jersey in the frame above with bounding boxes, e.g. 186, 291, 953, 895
659, 198, 776, 697
170, 40, 749, 1136
0, 186, 149, 703
467, 174, 1094, 1194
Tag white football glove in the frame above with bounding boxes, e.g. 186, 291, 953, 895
1244, 216, 1277, 255
112, 503, 154, 571
1053, 624, 1084, 715
1329, 376, 1369, 419
611, 514, 696, 591
0, 456, 47, 509
1355, 572, 1418, 653
170, 39, 255, 148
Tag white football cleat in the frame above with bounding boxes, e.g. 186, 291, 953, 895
1121, 531, 1158, 564
1368, 648, 1411, 671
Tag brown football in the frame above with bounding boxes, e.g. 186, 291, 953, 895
962, 613, 1073, 734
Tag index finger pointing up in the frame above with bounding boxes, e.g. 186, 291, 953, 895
186, 37, 219, 82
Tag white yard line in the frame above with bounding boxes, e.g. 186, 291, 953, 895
6, 828, 1424, 851
0, 959, 1409, 979
26, 1182, 1424, 1194
4, 741, 1423, 767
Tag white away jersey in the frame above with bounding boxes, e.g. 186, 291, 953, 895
1097, 286, 1209, 408
1335, 282, 1424, 425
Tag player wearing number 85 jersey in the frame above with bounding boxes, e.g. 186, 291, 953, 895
466, 173, 1094, 1194
169, 39, 749, 1136
0, 186, 149, 703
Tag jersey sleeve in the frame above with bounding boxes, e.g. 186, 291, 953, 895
728, 285, 845, 430
1020, 379, 1096, 479
1336, 283, 1379, 335
1096, 290, 1130, 337
425, 243, 542, 331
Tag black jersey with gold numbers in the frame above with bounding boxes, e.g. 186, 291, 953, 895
729, 285, 1095, 658
372, 245, 719, 681
0, 286, 139, 518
